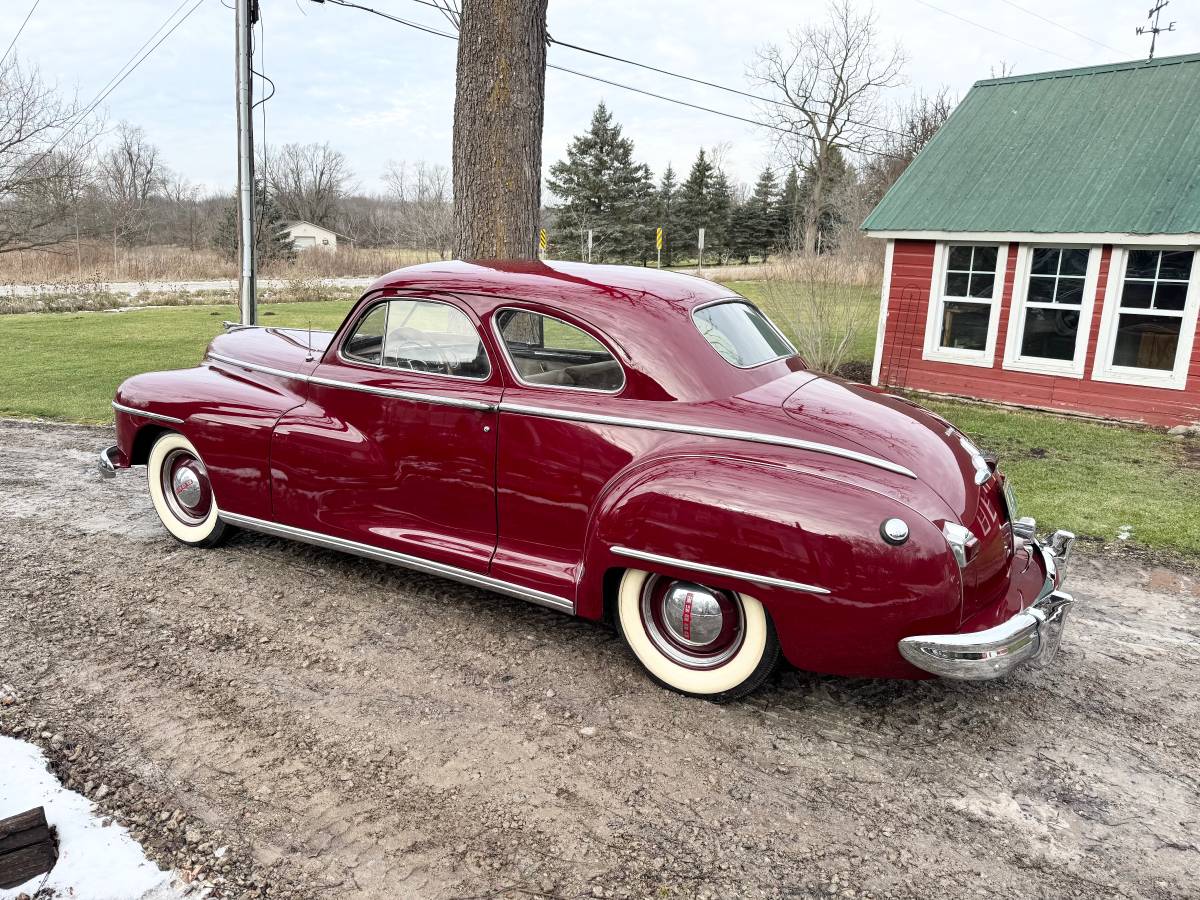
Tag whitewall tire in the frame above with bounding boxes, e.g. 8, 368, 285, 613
616, 568, 780, 701
146, 433, 228, 547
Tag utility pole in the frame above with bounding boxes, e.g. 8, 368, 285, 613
235, 0, 259, 324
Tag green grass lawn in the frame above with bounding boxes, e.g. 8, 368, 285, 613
1, 293, 1196, 558
0, 302, 352, 423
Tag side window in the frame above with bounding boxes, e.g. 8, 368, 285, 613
343, 303, 387, 365
496, 309, 624, 392
343, 299, 490, 379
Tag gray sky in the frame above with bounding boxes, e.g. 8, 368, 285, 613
1, 0, 1170, 195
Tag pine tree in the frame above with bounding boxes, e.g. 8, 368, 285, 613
745, 166, 779, 262
773, 167, 801, 252
212, 179, 296, 263
655, 164, 680, 266
707, 168, 735, 263
677, 149, 714, 262
796, 146, 851, 254
546, 102, 656, 263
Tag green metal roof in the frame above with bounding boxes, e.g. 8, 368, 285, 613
862, 52, 1200, 235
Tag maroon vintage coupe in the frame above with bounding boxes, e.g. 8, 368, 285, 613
100, 260, 1076, 699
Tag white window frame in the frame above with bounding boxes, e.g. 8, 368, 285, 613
922, 241, 1008, 367
1092, 247, 1200, 391
1002, 244, 1100, 378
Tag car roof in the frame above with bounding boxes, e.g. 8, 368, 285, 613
369, 259, 738, 317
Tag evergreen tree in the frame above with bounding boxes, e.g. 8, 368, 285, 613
707, 168, 735, 263
744, 166, 779, 262
212, 179, 296, 264
772, 167, 801, 252
546, 102, 656, 263
655, 164, 680, 266
677, 149, 714, 262
796, 146, 851, 253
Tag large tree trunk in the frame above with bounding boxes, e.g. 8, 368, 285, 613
452, 0, 548, 260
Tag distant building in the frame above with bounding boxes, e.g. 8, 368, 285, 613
863, 53, 1200, 427
282, 220, 346, 252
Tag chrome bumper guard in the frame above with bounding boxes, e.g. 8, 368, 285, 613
98, 445, 120, 478
898, 532, 1076, 680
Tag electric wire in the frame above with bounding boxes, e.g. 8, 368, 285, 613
316, 0, 910, 155
1, 0, 42, 69
22, 0, 202, 175
995, 0, 1120, 53
911, 0, 1085, 65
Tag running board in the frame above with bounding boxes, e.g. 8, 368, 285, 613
218, 512, 576, 614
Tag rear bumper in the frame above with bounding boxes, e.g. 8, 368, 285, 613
898, 532, 1076, 680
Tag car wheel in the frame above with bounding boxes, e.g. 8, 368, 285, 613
146, 432, 228, 547
616, 568, 780, 701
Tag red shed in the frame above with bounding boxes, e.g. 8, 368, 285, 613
863, 54, 1200, 427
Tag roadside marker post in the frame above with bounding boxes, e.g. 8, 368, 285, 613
587, 229, 593, 263
539, 228, 547, 259
656, 227, 662, 268
697, 227, 705, 273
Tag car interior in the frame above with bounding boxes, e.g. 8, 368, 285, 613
495, 309, 624, 391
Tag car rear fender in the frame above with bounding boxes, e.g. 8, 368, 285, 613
577, 453, 963, 675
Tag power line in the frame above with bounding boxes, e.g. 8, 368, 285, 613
395, 0, 911, 140
24, 0, 203, 174
995, 0, 1120, 53
912, 0, 1085, 65
316, 0, 910, 155
1, 0, 42, 69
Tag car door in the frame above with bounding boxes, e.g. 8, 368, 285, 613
270, 294, 502, 575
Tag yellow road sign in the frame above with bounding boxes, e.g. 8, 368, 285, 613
655, 227, 663, 250
538, 229, 547, 252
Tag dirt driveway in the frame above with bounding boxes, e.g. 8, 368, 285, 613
1, 420, 1197, 900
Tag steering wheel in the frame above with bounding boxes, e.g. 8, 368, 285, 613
386, 326, 453, 374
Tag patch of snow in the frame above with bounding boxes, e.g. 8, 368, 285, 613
0, 736, 186, 900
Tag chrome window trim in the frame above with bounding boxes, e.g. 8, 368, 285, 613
611, 546, 830, 596
491, 306, 627, 395
498, 401, 917, 478
218, 511, 574, 613
690, 297, 798, 369
206, 352, 494, 412
338, 296, 493, 382
111, 401, 184, 425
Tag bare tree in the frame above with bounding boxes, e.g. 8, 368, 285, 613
97, 122, 165, 272
452, 0, 548, 259
265, 141, 353, 228
861, 87, 954, 207
751, 0, 906, 254
386, 160, 453, 258
0, 57, 101, 255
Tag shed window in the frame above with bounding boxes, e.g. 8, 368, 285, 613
1092, 247, 1200, 391
1002, 246, 1099, 378
923, 243, 1006, 367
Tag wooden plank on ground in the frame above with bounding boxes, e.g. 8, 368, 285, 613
0, 806, 58, 890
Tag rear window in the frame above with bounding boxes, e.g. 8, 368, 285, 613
693, 301, 796, 368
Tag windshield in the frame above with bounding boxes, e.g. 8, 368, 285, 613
692, 301, 796, 368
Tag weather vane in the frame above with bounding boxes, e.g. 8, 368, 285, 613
1136, 1, 1176, 60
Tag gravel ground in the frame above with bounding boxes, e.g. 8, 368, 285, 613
1, 419, 1197, 900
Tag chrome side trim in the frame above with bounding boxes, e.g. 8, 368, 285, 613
218, 511, 575, 614
610, 546, 831, 596
206, 352, 494, 412
499, 403, 918, 478
111, 401, 184, 425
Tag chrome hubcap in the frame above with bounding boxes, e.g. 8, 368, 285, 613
160, 448, 211, 526
173, 467, 202, 508
662, 582, 724, 647
640, 575, 744, 670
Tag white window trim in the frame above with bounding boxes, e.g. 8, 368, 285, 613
1002, 244, 1100, 379
921, 241, 1008, 368
1091, 246, 1200, 391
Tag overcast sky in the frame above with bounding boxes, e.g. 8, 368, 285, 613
1, 0, 1174, 195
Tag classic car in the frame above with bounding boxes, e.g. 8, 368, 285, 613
100, 260, 1077, 700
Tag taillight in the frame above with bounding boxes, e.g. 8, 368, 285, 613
942, 521, 980, 569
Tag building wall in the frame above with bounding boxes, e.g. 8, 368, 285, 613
876, 239, 1200, 426
284, 222, 338, 251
